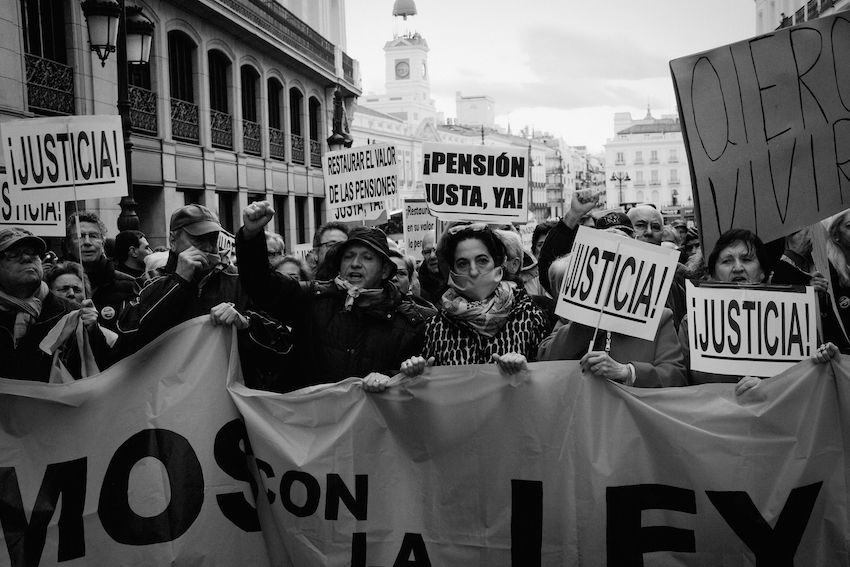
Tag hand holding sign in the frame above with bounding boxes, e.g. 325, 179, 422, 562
242, 201, 274, 238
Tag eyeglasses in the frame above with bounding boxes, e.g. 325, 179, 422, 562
70, 232, 103, 242
268, 250, 284, 257
446, 222, 488, 235
1, 247, 42, 262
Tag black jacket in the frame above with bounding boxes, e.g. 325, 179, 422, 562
84, 256, 139, 329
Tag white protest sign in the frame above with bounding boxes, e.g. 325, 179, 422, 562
322, 144, 398, 223
0, 174, 65, 236
422, 143, 528, 224
2, 115, 127, 201
401, 198, 435, 261
555, 226, 680, 338
685, 280, 818, 377
217, 228, 235, 254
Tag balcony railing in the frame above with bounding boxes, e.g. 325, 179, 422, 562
171, 98, 200, 144
129, 85, 158, 136
309, 139, 321, 167
807, 0, 819, 19
649, 180, 661, 186
217, 0, 335, 72
795, 6, 805, 23
291, 133, 305, 164
243, 119, 261, 155
822, 0, 835, 10
211, 110, 233, 150
25, 54, 74, 116
342, 52, 354, 84
269, 126, 286, 160
669, 179, 680, 185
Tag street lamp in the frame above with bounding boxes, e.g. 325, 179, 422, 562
81, 0, 154, 231
610, 171, 631, 208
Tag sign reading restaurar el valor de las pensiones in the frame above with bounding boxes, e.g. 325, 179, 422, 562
685, 280, 818, 377
1, 115, 127, 202
555, 226, 680, 339
322, 144, 398, 223
421, 143, 528, 224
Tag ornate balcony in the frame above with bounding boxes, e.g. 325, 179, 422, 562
25, 54, 74, 116
243, 119, 261, 156
269, 126, 286, 160
171, 98, 200, 144
342, 52, 354, 84
211, 110, 233, 150
807, 0, 819, 19
309, 139, 321, 167
291, 133, 304, 164
129, 85, 158, 136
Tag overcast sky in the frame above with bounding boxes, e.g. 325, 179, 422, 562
344, 0, 757, 152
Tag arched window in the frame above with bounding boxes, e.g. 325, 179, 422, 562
208, 50, 232, 149
308, 97, 322, 167
240, 65, 260, 156
267, 78, 285, 160
289, 88, 304, 164
22, 0, 73, 115
168, 31, 198, 143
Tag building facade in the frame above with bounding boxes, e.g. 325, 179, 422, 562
754, 0, 849, 34
603, 109, 693, 214
2, 0, 360, 249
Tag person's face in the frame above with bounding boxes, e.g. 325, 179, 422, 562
317, 229, 348, 264
421, 232, 439, 273
629, 209, 663, 245
51, 273, 85, 304
453, 238, 495, 277
713, 240, 765, 284
674, 225, 688, 240
69, 221, 104, 264
532, 234, 547, 259
171, 229, 219, 255
339, 244, 391, 289
0, 244, 44, 294
132, 237, 153, 262
276, 260, 303, 281
391, 257, 411, 295
835, 214, 850, 250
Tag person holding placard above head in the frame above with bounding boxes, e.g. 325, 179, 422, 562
678, 228, 837, 393
368, 223, 548, 391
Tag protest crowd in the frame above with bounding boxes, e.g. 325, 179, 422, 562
0, 191, 843, 393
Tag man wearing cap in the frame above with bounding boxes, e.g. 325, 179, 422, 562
0, 228, 110, 380
116, 204, 250, 352
237, 201, 427, 390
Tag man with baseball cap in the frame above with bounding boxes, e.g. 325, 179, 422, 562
117, 204, 251, 353
0, 228, 109, 380
237, 200, 427, 391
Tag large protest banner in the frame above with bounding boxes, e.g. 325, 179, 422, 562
230, 359, 850, 566
422, 142, 528, 224
322, 144, 398, 223
554, 226, 680, 338
401, 198, 435, 261
0, 319, 271, 567
0, 175, 65, 236
685, 280, 818, 377
670, 12, 850, 252
1, 115, 127, 202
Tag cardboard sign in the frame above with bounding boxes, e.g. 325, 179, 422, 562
554, 226, 680, 338
685, 280, 818, 377
1, 115, 127, 201
401, 198, 435, 261
217, 228, 235, 254
670, 12, 850, 252
322, 144, 398, 223
0, 175, 65, 236
422, 143, 528, 224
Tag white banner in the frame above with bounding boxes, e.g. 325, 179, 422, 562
685, 280, 819, 377
1, 115, 127, 201
555, 226, 680, 338
322, 144, 398, 223
422, 142, 528, 224
0, 175, 65, 236
401, 198, 434, 261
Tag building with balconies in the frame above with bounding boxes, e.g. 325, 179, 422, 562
2, 0, 360, 250
755, 0, 849, 34
603, 108, 692, 213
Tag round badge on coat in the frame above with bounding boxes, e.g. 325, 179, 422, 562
100, 306, 116, 320
840, 296, 850, 310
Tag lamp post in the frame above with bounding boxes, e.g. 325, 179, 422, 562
81, 0, 154, 231
610, 171, 631, 208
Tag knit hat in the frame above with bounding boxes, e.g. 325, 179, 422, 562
336, 226, 397, 278
595, 212, 634, 237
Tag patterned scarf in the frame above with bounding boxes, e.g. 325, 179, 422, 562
0, 281, 49, 348
334, 276, 387, 311
441, 280, 516, 338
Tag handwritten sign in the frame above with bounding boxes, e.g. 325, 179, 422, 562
555, 226, 679, 338
322, 144, 398, 223
670, 12, 850, 251
422, 143, 528, 224
0, 174, 65, 236
685, 281, 817, 377
401, 198, 435, 261
1, 115, 127, 201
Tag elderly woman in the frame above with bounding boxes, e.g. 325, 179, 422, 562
45, 261, 90, 305
276, 255, 312, 282
679, 228, 835, 392
380, 223, 548, 387
237, 201, 427, 391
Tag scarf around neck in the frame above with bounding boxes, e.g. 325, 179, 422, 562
441, 280, 516, 338
334, 276, 387, 312
0, 281, 50, 348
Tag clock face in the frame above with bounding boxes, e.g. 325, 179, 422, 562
395, 60, 410, 79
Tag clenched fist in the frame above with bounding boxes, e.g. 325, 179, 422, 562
242, 201, 275, 238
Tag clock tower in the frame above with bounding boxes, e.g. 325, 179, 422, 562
383, 0, 432, 115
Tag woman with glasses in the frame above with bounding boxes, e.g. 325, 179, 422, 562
374, 223, 548, 387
